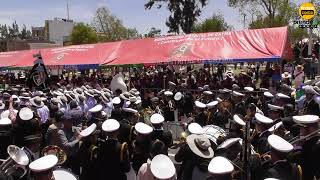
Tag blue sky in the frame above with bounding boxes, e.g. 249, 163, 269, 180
0, 0, 306, 34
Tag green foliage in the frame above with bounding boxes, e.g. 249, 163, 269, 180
144, 27, 161, 38
0, 22, 32, 40
248, 1, 297, 29
145, 0, 208, 34
92, 7, 141, 42
70, 23, 98, 45
192, 13, 232, 33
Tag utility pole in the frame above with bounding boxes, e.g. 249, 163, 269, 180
66, 0, 70, 20
243, 13, 247, 29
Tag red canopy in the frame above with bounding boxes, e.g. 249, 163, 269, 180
106, 26, 292, 65
0, 26, 292, 68
14, 42, 120, 67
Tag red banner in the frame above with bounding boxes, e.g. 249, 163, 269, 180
107, 26, 292, 65
0, 26, 292, 68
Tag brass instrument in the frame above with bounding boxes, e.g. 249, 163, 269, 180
42, 145, 67, 165
179, 132, 188, 143
140, 107, 154, 125
0, 145, 29, 179
217, 100, 233, 116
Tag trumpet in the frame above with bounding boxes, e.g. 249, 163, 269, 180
0, 145, 30, 179
42, 145, 67, 165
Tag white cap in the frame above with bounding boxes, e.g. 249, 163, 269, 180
244, 87, 254, 92
19, 107, 34, 121
129, 96, 137, 103
150, 154, 176, 179
89, 104, 103, 113
216, 97, 222, 102
208, 156, 234, 174
217, 138, 241, 149
264, 178, 279, 180
276, 93, 290, 99
255, 113, 273, 124
206, 101, 218, 109
264, 92, 274, 98
268, 104, 284, 111
123, 108, 138, 114
232, 91, 245, 97
293, 115, 319, 124
102, 119, 120, 132
135, 122, 153, 135
164, 91, 173, 96
80, 123, 97, 137
29, 155, 58, 172
150, 113, 165, 124
195, 100, 206, 108
168, 81, 176, 86
203, 91, 213, 95
268, 134, 293, 153
53, 169, 77, 180
260, 88, 268, 92
233, 114, 245, 126
112, 97, 121, 105
188, 123, 203, 134
268, 122, 283, 132
174, 92, 183, 101
0, 118, 12, 126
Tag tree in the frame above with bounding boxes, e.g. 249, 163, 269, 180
92, 7, 140, 42
0, 25, 9, 40
144, 27, 161, 38
228, 0, 298, 28
192, 13, 232, 33
248, 1, 297, 29
145, 0, 208, 34
70, 23, 98, 45
19, 24, 27, 39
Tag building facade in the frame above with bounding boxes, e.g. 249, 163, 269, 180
45, 18, 74, 45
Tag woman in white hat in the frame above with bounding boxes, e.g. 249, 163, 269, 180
175, 134, 214, 180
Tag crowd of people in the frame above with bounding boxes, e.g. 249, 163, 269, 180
0, 62, 319, 180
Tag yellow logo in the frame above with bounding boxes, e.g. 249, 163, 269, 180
299, 2, 317, 20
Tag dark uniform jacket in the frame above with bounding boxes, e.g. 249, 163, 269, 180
132, 138, 152, 172
259, 160, 300, 180
252, 130, 271, 154
150, 129, 173, 153
195, 112, 207, 127
95, 138, 130, 180
234, 101, 246, 116
303, 99, 320, 116
290, 135, 320, 180
78, 141, 99, 180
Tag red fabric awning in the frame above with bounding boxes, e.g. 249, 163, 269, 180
0, 26, 292, 68
106, 26, 292, 65
14, 42, 120, 67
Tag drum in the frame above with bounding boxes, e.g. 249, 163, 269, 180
53, 168, 78, 180
202, 125, 227, 144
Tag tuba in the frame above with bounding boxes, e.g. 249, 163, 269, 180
110, 74, 127, 94
0, 145, 30, 179
42, 146, 67, 165
217, 100, 233, 115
